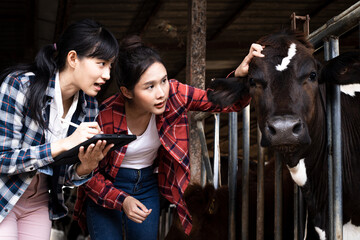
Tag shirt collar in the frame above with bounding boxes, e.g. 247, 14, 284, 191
53, 71, 79, 118
112, 93, 128, 134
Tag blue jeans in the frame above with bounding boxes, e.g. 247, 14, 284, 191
86, 166, 160, 240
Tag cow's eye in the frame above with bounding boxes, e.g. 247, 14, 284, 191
249, 78, 256, 87
309, 72, 317, 81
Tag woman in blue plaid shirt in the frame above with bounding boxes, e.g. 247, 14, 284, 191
0, 19, 117, 239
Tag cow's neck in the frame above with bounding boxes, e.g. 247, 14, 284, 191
283, 86, 330, 230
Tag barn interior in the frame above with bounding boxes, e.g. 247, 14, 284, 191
0, 0, 359, 177
1, 1, 359, 239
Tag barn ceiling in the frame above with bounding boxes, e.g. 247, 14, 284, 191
0, 0, 359, 159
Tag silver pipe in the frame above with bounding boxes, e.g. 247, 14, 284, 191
214, 113, 221, 189
196, 121, 214, 185
329, 37, 343, 240
242, 105, 250, 240
308, 2, 360, 49
324, 40, 334, 240
228, 112, 238, 240
256, 125, 265, 240
274, 153, 283, 240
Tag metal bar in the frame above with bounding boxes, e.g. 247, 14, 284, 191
294, 185, 298, 240
298, 189, 305, 240
228, 112, 238, 240
324, 40, 334, 240
159, 209, 166, 239
197, 121, 214, 185
214, 113, 221, 189
241, 105, 250, 240
329, 37, 342, 240
187, 0, 207, 184
308, 2, 360, 49
256, 125, 265, 240
201, 155, 206, 186
274, 153, 283, 240
290, 13, 310, 36
290, 12, 297, 30
303, 15, 310, 37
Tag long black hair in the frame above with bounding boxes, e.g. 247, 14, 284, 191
0, 19, 119, 129
117, 35, 164, 91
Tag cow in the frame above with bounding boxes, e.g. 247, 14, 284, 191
165, 157, 296, 240
207, 30, 360, 240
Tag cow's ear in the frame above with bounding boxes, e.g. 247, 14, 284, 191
207, 77, 249, 107
291, 30, 314, 51
316, 60, 325, 84
319, 51, 360, 85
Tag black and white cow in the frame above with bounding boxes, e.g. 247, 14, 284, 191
208, 30, 360, 240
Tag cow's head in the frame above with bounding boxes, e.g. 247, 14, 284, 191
208, 30, 322, 165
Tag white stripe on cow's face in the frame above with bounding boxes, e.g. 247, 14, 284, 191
287, 158, 307, 187
343, 220, 360, 240
340, 84, 360, 97
276, 43, 297, 71
315, 227, 326, 240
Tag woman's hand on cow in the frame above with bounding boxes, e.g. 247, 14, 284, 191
123, 196, 152, 223
235, 43, 265, 77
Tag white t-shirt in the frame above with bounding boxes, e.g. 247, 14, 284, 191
121, 114, 161, 169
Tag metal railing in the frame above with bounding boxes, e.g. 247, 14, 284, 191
158, 2, 359, 240
193, 2, 360, 240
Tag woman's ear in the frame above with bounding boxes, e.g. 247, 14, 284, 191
67, 50, 78, 69
120, 86, 133, 99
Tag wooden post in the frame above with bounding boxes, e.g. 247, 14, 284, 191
186, 0, 206, 184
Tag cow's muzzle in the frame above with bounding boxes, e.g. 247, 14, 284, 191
262, 115, 310, 152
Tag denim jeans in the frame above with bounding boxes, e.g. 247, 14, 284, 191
86, 166, 160, 240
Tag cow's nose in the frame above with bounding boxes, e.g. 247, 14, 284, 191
265, 116, 307, 146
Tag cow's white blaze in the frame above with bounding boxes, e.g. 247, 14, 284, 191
343, 220, 360, 240
315, 227, 326, 240
287, 158, 307, 186
276, 43, 297, 71
340, 84, 360, 97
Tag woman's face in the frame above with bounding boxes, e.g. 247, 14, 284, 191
130, 62, 169, 115
74, 56, 113, 97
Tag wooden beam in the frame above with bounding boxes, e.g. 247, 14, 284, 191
207, 0, 251, 41
53, 0, 73, 41
24, 0, 36, 60
187, 0, 206, 184
126, 0, 163, 36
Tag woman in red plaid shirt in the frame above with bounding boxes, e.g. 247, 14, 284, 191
74, 35, 264, 240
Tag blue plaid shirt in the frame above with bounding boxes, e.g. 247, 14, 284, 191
0, 71, 98, 222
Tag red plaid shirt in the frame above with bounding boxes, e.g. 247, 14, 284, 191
74, 79, 250, 234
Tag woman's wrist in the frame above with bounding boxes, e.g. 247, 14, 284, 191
75, 162, 92, 176
50, 139, 68, 158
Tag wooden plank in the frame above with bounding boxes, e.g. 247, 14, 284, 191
186, 0, 206, 185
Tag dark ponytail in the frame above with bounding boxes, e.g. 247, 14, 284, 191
1, 19, 119, 129
117, 35, 163, 91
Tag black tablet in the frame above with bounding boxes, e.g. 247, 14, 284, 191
51, 134, 136, 166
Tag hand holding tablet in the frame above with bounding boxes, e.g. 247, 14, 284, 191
51, 134, 136, 166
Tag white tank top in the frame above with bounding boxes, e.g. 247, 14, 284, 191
121, 114, 161, 169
